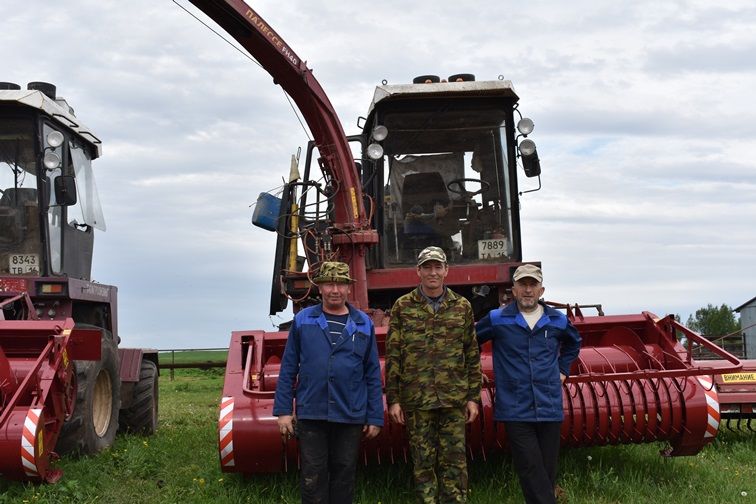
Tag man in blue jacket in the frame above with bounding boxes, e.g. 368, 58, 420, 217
475, 264, 581, 504
273, 261, 383, 504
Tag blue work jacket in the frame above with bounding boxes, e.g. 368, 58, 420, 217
476, 302, 581, 422
273, 303, 384, 426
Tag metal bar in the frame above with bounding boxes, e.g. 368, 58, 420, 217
0, 338, 55, 428
672, 320, 742, 365
0, 292, 37, 320
610, 344, 643, 371
158, 362, 227, 370
590, 347, 619, 373
242, 333, 275, 398
157, 347, 229, 352
155, 347, 230, 378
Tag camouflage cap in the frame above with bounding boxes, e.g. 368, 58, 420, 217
417, 246, 447, 266
312, 261, 355, 284
513, 263, 543, 283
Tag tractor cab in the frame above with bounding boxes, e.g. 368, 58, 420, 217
359, 76, 540, 269
0, 82, 105, 282
356, 76, 542, 314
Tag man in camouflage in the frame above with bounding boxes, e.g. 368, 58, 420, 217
386, 246, 481, 503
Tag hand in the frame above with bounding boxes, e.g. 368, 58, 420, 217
560, 373, 567, 384
363, 425, 381, 439
465, 400, 479, 424
277, 414, 296, 439
389, 403, 405, 425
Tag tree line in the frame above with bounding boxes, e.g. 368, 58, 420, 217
684, 303, 740, 338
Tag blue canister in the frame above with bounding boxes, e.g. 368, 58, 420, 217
252, 192, 282, 231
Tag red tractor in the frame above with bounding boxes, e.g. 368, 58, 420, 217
174, 1, 754, 474
0, 81, 158, 482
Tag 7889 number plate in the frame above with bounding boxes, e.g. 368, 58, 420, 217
477, 239, 508, 259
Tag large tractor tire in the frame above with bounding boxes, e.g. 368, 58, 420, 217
119, 359, 158, 435
57, 326, 120, 455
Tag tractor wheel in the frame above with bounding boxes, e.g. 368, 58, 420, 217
57, 327, 120, 455
119, 359, 158, 435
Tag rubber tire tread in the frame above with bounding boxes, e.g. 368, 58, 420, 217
56, 326, 121, 455
119, 359, 158, 435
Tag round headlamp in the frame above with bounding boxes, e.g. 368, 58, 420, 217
372, 125, 388, 141
367, 143, 384, 160
46, 130, 64, 148
44, 151, 61, 169
517, 118, 535, 136
519, 139, 536, 157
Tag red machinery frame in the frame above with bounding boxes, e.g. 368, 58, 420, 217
0, 293, 101, 482
216, 311, 741, 474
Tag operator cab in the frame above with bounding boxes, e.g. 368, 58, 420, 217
0, 81, 105, 281
362, 79, 522, 267
352, 77, 535, 313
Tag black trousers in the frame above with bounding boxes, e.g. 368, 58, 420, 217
297, 419, 363, 504
504, 421, 562, 504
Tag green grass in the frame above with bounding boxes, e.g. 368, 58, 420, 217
1, 367, 754, 503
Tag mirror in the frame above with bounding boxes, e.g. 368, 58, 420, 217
54, 175, 77, 206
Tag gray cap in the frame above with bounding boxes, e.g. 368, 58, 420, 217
417, 246, 447, 266
513, 264, 543, 283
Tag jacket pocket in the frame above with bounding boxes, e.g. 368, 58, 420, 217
545, 333, 559, 351
497, 379, 519, 410
534, 379, 563, 414
352, 332, 369, 358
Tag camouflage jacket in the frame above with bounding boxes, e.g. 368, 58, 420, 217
385, 287, 481, 410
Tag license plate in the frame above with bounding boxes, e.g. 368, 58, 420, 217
9, 254, 39, 274
478, 239, 508, 259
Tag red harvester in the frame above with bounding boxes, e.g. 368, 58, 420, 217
179, 0, 753, 474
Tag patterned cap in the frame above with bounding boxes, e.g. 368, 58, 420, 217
312, 261, 355, 284
417, 246, 447, 266
513, 264, 543, 283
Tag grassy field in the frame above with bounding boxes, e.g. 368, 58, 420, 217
158, 349, 228, 365
1, 366, 753, 503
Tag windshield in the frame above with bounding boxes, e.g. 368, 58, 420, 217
0, 118, 42, 274
378, 104, 514, 266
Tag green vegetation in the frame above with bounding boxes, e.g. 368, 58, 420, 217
683, 303, 744, 358
1, 365, 753, 503
686, 304, 740, 338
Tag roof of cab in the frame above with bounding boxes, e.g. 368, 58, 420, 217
367, 79, 519, 119
0, 88, 102, 158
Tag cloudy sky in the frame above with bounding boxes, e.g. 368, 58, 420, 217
3, 0, 754, 348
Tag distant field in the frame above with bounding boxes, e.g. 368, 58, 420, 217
0, 358, 754, 503
158, 349, 228, 365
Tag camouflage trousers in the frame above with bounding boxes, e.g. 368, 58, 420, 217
406, 407, 468, 504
